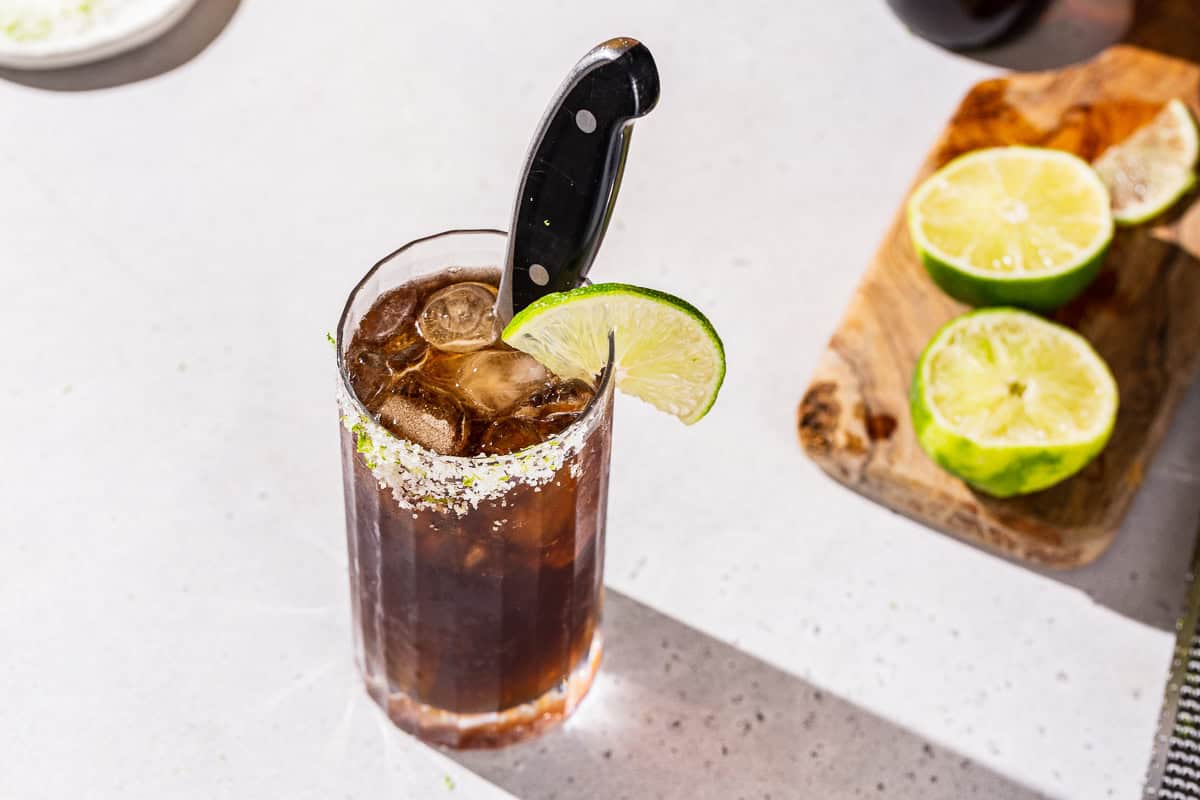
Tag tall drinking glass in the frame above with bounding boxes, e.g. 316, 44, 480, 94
335, 229, 614, 748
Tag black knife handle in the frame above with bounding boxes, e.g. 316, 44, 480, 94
499, 38, 659, 318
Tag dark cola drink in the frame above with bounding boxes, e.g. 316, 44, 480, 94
335, 230, 613, 748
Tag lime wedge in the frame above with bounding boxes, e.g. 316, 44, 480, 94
1094, 98, 1199, 225
502, 283, 725, 424
910, 308, 1118, 497
908, 146, 1113, 311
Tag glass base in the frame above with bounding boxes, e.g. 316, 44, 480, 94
363, 633, 603, 749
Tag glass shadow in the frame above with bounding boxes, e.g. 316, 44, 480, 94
453, 590, 1040, 799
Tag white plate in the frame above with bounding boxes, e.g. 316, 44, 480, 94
0, 0, 198, 70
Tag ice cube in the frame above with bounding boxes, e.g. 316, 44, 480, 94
499, 482, 575, 555
383, 333, 429, 375
461, 540, 503, 576
517, 378, 595, 418
540, 412, 583, 438
453, 351, 550, 417
356, 286, 419, 343
478, 418, 553, 455
417, 282, 500, 353
375, 376, 469, 455
477, 413, 579, 455
348, 348, 390, 407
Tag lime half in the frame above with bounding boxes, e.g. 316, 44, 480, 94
908, 146, 1113, 311
1094, 98, 1199, 225
502, 283, 725, 424
910, 308, 1118, 497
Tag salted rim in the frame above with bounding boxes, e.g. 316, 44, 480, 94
336, 229, 616, 516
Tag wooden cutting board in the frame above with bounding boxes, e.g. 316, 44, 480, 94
798, 45, 1200, 569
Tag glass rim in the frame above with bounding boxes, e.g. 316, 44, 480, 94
336, 228, 616, 465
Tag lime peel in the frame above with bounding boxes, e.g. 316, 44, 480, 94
1094, 98, 1199, 226
502, 283, 725, 425
908, 146, 1114, 311
910, 308, 1118, 497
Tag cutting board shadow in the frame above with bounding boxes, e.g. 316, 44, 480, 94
799, 46, 1200, 569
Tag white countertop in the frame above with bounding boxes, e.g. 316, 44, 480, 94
4, 2, 1199, 798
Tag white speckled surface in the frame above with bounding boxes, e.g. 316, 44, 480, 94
2, 2, 1198, 799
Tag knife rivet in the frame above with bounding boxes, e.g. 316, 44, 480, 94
529, 264, 550, 286
575, 109, 597, 134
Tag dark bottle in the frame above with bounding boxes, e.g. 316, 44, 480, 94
887, 0, 1040, 49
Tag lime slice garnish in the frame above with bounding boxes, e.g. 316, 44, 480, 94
908, 146, 1113, 311
910, 308, 1118, 497
1094, 98, 1199, 225
502, 283, 725, 424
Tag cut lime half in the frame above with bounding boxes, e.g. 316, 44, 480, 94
1094, 98, 1199, 225
910, 308, 1118, 497
908, 146, 1114, 311
502, 283, 725, 424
